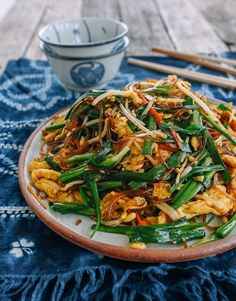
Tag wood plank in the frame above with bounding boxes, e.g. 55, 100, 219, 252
155, 0, 228, 52
191, 0, 236, 51
0, 0, 47, 69
25, 0, 83, 60
83, 0, 120, 18
0, 0, 15, 22
118, 0, 173, 54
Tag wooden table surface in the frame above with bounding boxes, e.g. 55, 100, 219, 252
0, 0, 236, 70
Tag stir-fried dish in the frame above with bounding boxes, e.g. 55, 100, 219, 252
29, 75, 236, 248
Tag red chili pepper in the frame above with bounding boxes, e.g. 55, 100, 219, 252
158, 143, 177, 152
149, 107, 163, 127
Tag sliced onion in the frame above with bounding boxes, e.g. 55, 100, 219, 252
175, 159, 187, 186
155, 202, 180, 221
214, 135, 223, 146
142, 96, 156, 115
213, 173, 220, 185
82, 115, 88, 125
180, 165, 192, 178
61, 180, 84, 191
125, 99, 145, 124
129, 130, 167, 139
92, 90, 143, 106
120, 136, 144, 143
125, 139, 134, 148
126, 82, 135, 92
154, 79, 165, 87
139, 81, 156, 88
85, 119, 101, 126
132, 139, 143, 153
177, 81, 217, 119
120, 104, 156, 137
143, 93, 153, 101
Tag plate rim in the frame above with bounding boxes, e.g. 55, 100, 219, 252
18, 105, 236, 262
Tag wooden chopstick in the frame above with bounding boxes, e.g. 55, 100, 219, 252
128, 58, 236, 90
199, 55, 236, 67
152, 46, 236, 77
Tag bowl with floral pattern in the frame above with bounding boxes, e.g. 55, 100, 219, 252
40, 37, 129, 91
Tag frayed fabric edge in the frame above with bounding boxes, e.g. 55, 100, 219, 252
1, 265, 236, 301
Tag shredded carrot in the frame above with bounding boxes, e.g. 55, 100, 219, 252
149, 107, 163, 127
158, 143, 177, 152
141, 217, 152, 225
67, 117, 78, 131
158, 148, 166, 165
209, 130, 220, 135
136, 91, 163, 127
75, 141, 89, 154
74, 138, 80, 149
170, 129, 182, 149
137, 91, 148, 104
64, 135, 73, 148
134, 210, 145, 226
74, 139, 88, 153
228, 128, 236, 138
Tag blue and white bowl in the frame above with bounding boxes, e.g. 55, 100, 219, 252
40, 37, 129, 91
39, 17, 128, 58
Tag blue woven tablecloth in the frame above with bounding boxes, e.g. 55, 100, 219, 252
1, 55, 236, 301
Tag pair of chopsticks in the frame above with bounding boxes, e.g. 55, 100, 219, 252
128, 46, 236, 90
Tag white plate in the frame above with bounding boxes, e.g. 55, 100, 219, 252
18, 100, 236, 262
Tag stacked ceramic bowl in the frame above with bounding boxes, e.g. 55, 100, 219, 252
39, 17, 129, 91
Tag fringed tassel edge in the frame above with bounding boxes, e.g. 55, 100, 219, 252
1, 265, 236, 301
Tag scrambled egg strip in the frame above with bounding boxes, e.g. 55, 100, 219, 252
29, 158, 83, 204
